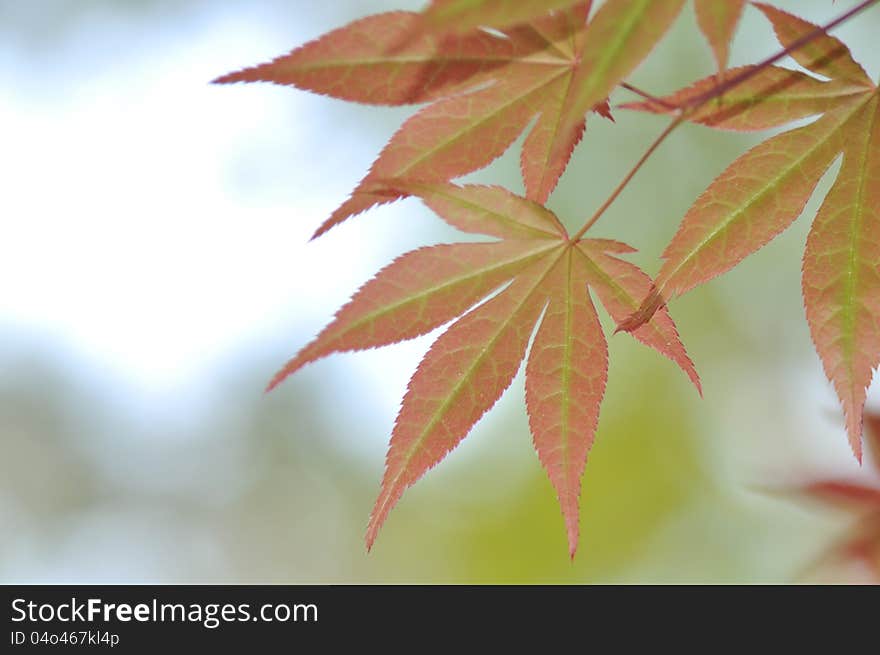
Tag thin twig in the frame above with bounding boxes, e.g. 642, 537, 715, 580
572, 114, 685, 242
684, 0, 879, 110
619, 82, 677, 110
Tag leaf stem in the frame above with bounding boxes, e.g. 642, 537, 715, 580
619, 82, 678, 110
573, 0, 880, 239
571, 114, 684, 242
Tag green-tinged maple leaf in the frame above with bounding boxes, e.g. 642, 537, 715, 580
577, 240, 702, 394
524, 250, 606, 557
268, 182, 698, 555
694, 0, 746, 71
213, 10, 540, 105
215, 0, 686, 238
622, 64, 869, 131
619, 4, 879, 460
764, 3, 873, 86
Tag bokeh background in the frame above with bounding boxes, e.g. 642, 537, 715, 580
2, 0, 879, 583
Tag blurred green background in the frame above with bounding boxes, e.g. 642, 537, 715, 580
2, 0, 879, 583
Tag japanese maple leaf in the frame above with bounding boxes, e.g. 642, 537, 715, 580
619, 4, 880, 460
267, 182, 699, 556
214, 0, 686, 238
790, 412, 880, 581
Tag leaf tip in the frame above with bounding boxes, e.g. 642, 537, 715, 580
364, 516, 384, 555
680, 350, 703, 397
567, 522, 580, 561
593, 100, 615, 123
310, 209, 348, 240
562, 508, 580, 562
842, 402, 865, 464
848, 426, 864, 465
265, 355, 309, 393
211, 67, 258, 86
264, 372, 287, 394
210, 71, 236, 85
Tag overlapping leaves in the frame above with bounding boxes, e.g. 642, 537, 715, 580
622, 4, 880, 460
694, 0, 746, 71
215, 0, 687, 237
215, 0, 880, 556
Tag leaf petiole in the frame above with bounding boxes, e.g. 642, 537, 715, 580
571, 113, 685, 242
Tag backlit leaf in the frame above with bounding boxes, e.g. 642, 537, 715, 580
213, 12, 537, 105
623, 65, 868, 132
317, 3, 644, 235
384, 181, 566, 238
694, 0, 746, 71
366, 250, 561, 550
525, 249, 606, 559
267, 239, 556, 390
266, 177, 698, 554
754, 3, 873, 87
578, 241, 701, 392
653, 99, 861, 300
421, 0, 589, 34
802, 94, 880, 460
551, 0, 685, 173
621, 8, 879, 458
216, 2, 684, 237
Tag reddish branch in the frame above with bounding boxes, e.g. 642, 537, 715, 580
579, 0, 880, 239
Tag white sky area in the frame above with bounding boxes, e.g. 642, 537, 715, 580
0, 3, 438, 427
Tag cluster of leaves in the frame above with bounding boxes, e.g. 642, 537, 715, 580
215, 0, 879, 557
622, 4, 880, 465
